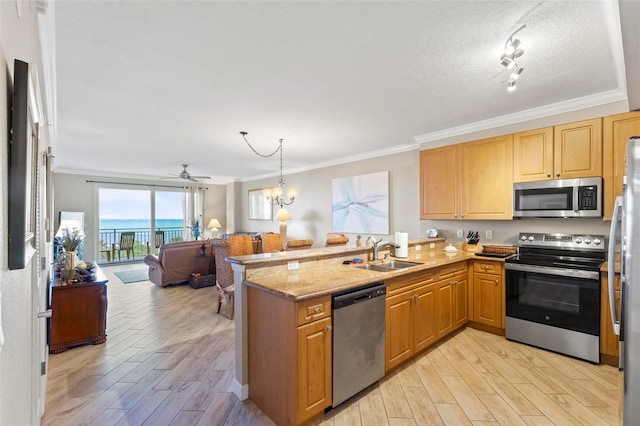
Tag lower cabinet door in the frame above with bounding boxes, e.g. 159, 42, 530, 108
386, 292, 413, 371
436, 280, 454, 338
473, 273, 502, 328
453, 275, 468, 329
297, 317, 332, 423
414, 283, 437, 352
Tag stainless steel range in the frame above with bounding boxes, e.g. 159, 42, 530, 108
505, 232, 606, 363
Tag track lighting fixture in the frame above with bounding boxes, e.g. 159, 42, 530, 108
499, 24, 526, 91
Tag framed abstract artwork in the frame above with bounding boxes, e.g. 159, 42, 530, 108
332, 171, 389, 234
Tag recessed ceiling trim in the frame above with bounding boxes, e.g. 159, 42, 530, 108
414, 89, 627, 145
600, 0, 627, 96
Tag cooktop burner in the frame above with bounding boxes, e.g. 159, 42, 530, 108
506, 232, 606, 271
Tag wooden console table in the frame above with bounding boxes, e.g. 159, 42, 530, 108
49, 266, 108, 354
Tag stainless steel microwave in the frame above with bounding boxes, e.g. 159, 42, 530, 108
513, 177, 602, 218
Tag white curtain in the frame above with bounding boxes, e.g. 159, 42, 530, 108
183, 186, 204, 241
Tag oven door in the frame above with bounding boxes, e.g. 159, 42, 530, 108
505, 263, 600, 336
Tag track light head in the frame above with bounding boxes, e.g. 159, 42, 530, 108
507, 79, 517, 92
510, 66, 524, 80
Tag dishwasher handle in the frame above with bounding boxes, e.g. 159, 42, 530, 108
332, 282, 386, 310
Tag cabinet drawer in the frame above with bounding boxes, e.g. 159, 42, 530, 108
297, 296, 331, 326
473, 261, 503, 275
386, 269, 436, 296
437, 262, 467, 280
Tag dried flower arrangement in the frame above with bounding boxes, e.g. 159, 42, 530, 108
58, 228, 85, 252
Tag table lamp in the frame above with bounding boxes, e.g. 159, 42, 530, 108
207, 218, 222, 238
275, 208, 291, 242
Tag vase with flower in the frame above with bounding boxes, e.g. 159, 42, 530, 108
57, 227, 85, 282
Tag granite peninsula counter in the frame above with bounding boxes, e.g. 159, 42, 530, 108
224, 238, 509, 425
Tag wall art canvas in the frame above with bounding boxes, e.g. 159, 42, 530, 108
332, 171, 389, 234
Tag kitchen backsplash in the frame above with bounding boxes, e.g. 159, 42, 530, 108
421, 218, 612, 246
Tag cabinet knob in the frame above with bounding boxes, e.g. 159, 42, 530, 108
547, 173, 551, 177
495, 280, 499, 285
556, 173, 560, 177
326, 325, 333, 331
314, 307, 321, 313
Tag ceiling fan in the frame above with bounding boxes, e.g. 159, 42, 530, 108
161, 164, 211, 182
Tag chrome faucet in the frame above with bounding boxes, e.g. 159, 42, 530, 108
372, 240, 401, 261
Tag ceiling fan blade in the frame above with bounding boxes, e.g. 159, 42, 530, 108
189, 175, 212, 179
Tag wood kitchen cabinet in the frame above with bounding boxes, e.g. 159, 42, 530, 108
420, 145, 460, 219
513, 119, 602, 182
471, 260, 504, 330
513, 126, 554, 182
436, 263, 468, 337
553, 118, 602, 179
385, 270, 437, 371
600, 270, 620, 366
603, 111, 640, 220
420, 135, 512, 220
247, 288, 332, 425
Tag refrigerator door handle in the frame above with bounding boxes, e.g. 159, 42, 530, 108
608, 196, 623, 336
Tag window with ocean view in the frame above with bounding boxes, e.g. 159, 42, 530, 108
98, 188, 185, 262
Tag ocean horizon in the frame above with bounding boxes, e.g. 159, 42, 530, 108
99, 218, 184, 230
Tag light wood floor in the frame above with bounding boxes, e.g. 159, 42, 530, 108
42, 263, 623, 425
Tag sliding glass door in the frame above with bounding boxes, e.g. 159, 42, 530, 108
98, 186, 202, 263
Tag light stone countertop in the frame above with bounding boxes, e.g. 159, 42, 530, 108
241, 247, 501, 301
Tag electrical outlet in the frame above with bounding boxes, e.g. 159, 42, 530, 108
457, 229, 464, 238
415, 244, 422, 251
429, 242, 435, 249
287, 261, 299, 271
485, 229, 493, 240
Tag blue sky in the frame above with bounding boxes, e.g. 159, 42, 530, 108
99, 188, 183, 219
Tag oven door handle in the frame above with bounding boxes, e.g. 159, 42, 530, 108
505, 263, 600, 281
608, 196, 623, 336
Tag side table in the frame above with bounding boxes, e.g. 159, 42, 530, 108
49, 266, 108, 353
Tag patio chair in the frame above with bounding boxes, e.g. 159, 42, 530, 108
112, 232, 135, 261
146, 230, 165, 255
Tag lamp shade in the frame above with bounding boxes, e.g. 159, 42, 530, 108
207, 218, 222, 229
276, 208, 291, 222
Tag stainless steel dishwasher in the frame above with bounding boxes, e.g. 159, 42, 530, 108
332, 281, 386, 407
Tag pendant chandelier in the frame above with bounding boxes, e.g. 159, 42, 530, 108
240, 131, 297, 208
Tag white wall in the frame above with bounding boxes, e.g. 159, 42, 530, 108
0, 2, 52, 424
234, 150, 420, 246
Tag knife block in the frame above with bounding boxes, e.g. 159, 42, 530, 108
462, 242, 478, 252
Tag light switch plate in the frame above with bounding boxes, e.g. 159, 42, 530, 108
485, 229, 493, 240
457, 229, 464, 238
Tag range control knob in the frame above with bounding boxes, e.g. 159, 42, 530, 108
584, 238, 591, 245
520, 235, 527, 242
575, 237, 582, 244
594, 238, 602, 245
528, 235, 535, 242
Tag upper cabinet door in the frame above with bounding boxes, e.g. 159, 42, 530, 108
460, 134, 513, 220
513, 127, 554, 182
420, 145, 460, 219
553, 118, 602, 179
603, 111, 640, 220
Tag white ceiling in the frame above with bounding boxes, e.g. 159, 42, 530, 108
47, 1, 631, 184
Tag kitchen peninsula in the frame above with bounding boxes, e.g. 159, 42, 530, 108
226, 238, 507, 425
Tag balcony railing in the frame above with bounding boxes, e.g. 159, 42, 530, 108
98, 227, 185, 262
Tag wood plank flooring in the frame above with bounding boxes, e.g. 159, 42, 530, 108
42, 263, 623, 425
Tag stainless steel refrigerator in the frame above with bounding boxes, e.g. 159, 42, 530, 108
608, 136, 640, 425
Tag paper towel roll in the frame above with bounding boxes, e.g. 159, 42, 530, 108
395, 232, 409, 258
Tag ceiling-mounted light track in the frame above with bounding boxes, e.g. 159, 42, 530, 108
499, 24, 527, 91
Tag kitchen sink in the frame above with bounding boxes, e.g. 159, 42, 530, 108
356, 260, 422, 272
